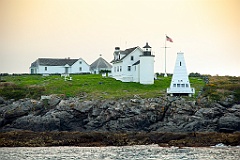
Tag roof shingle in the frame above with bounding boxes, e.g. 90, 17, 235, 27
90, 57, 112, 70
111, 47, 138, 63
31, 58, 79, 67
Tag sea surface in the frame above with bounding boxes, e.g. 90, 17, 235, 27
0, 145, 239, 160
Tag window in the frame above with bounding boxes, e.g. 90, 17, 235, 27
173, 84, 176, 87
180, 61, 182, 66
120, 66, 122, 72
45, 67, 47, 71
186, 84, 189, 87
131, 56, 134, 61
177, 84, 180, 87
79, 67, 82, 71
79, 61, 82, 64
128, 66, 131, 71
117, 66, 119, 72
114, 67, 116, 72
181, 84, 185, 87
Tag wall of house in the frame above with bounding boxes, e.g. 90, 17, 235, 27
30, 67, 38, 74
31, 58, 90, 74
112, 48, 142, 82
139, 55, 155, 84
71, 59, 90, 73
37, 66, 66, 74
111, 61, 123, 81
132, 64, 140, 82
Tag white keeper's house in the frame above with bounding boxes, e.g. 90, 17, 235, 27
110, 43, 155, 84
30, 58, 90, 75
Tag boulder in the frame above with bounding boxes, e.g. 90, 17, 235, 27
0, 117, 4, 127
43, 95, 61, 107
8, 114, 60, 132
4, 99, 34, 119
219, 95, 235, 107
228, 104, 240, 117
73, 100, 93, 113
0, 97, 5, 104
218, 114, 240, 132
194, 106, 223, 119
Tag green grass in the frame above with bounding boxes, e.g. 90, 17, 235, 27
0, 74, 205, 100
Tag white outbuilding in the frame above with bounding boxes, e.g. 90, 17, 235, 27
30, 58, 90, 75
167, 52, 195, 96
90, 56, 112, 74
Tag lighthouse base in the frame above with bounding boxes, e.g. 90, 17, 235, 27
169, 93, 193, 97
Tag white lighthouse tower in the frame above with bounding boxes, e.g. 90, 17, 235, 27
167, 52, 195, 96
139, 42, 155, 84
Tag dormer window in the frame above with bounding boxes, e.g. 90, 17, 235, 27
79, 61, 82, 64
118, 54, 121, 60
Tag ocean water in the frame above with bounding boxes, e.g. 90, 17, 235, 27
0, 145, 239, 160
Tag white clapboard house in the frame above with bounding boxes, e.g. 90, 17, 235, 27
30, 58, 90, 75
167, 52, 195, 96
110, 43, 155, 84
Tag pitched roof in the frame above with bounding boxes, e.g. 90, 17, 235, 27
90, 57, 112, 70
30, 61, 37, 67
120, 47, 138, 57
31, 58, 79, 67
132, 60, 140, 66
111, 47, 138, 63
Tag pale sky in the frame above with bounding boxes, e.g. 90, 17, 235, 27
0, 0, 240, 76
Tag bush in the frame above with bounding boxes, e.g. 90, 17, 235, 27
0, 82, 45, 100
189, 72, 202, 77
0, 73, 9, 76
234, 90, 240, 104
0, 85, 26, 100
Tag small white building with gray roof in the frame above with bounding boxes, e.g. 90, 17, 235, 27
90, 56, 112, 74
30, 58, 90, 75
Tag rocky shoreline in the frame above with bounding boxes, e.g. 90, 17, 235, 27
0, 131, 240, 147
0, 95, 240, 147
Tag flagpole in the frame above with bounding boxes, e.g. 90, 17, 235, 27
164, 35, 167, 77
162, 34, 172, 77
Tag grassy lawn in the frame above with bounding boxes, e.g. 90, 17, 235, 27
0, 74, 205, 100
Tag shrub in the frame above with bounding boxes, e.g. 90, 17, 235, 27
189, 72, 202, 77
0, 85, 26, 100
0, 83, 45, 100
